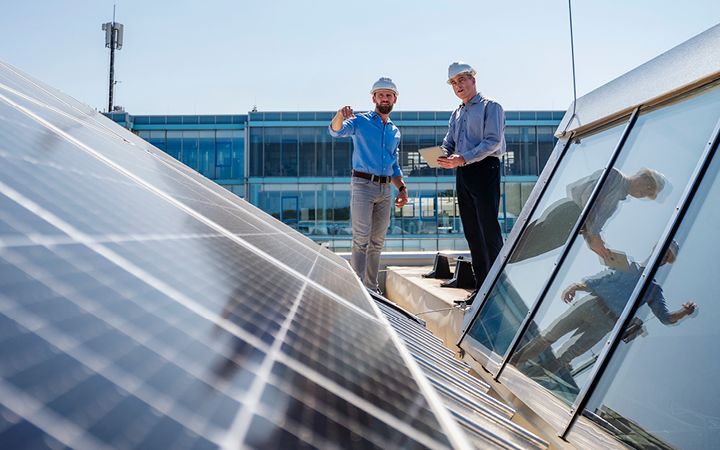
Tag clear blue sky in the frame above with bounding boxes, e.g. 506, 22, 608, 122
1, 1, 718, 114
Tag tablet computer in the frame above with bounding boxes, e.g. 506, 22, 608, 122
419, 146, 447, 168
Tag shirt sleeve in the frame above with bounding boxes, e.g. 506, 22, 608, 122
328, 118, 355, 138
583, 172, 623, 236
392, 131, 403, 177
442, 112, 457, 154
583, 269, 615, 293
567, 171, 599, 208
464, 101, 505, 164
583, 201, 605, 237
645, 283, 673, 324
392, 159, 403, 177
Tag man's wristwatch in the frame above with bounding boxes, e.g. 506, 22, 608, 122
398, 185, 407, 193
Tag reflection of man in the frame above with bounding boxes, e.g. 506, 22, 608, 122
510, 167, 667, 263
514, 241, 696, 370
437, 62, 506, 303
329, 77, 408, 292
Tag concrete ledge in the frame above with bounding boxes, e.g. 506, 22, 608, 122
384, 265, 472, 349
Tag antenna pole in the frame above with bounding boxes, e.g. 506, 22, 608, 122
568, 0, 578, 118
108, 7, 116, 112
102, 5, 124, 112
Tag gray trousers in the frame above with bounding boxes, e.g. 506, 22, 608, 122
350, 177, 392, 291
542, 294, 617, 365
515, 294, 617, 366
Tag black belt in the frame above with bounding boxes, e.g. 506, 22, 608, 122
463, 156, 500, 167
352, 170, 391, 183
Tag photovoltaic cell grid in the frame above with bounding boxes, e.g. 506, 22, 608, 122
375, 301, 548, 450
0, 61, 473, 449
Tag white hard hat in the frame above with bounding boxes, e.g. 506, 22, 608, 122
447, 61, 476, 83
370, 77, 399, 96
637, 167, 670, 200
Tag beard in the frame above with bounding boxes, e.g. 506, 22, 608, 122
376, 103, 394, 114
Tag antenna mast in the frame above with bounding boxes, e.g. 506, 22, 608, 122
102, 5, 124, 112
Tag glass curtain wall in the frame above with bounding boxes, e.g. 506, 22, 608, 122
137, 129, 244, 182
250, 180, 467, 252
215, 130, 244, 180
571, 132, 720, 450
461, 82, 720, 448
252, 127, 354, 178
506, 85, 720, 405
134, 116, 560, 249
504, 126, 538, 176
245, 122, 560, 249
250, 128, 263, 177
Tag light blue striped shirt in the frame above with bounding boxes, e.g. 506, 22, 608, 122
585, 263, 671, 324
328, 111, 402, 177
442, 93, 506, 164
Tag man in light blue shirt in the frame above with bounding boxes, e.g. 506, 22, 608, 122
437, 62, 506, 303
513, 241, 697, 371
329, 77, 408, 291
509, 167, 667, 263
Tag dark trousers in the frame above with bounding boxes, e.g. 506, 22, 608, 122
508, 198, 581, 263
457, 157, 503, 290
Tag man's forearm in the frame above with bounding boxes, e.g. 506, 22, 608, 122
331, 113, 344, 132
666, 310, 685, 324
465, 138, 503, 164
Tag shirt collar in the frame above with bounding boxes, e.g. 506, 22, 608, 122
369, 110, 394, 125
461, 93, 483, 108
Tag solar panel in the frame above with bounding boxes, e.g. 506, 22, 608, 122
0, 60, 479, 449
375, 300, 548, 450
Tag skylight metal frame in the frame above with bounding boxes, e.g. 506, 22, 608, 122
458, 22, 720, 444
563, 104, 720, 445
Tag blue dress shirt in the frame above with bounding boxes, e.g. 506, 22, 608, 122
442, 93, 506, 164
569, 168, 631, 236
584, 262, 672, 324
329, 111, 402, 177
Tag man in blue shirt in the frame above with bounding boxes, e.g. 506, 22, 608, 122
513, 241, 697, 370
329, 77, 408, 292
509, 167, 667, 263
437, 62, 506, 303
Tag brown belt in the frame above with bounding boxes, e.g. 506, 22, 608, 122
352, 170, 391, 183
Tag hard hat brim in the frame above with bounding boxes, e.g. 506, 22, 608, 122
447, 69, 477, 84
370, 88, 399, 96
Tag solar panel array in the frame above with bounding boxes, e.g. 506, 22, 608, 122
0, 59, 555, 450
375, 298, 548, 450
0, 60, 477, 449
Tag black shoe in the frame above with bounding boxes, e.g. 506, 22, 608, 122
453, 290, 478, 306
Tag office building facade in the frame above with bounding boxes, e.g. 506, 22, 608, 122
107, 110, 563, 251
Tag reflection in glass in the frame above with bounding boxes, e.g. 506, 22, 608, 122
316, 130, 332, 176
181, 130, 200, 172
332, 138, 351, 177
166, 130, 182, 160
508, 84, 720, 404
511, 167, 667, 263
264, 128, 282, 176
281, 127, 298, 176
575, 142, 720, 450
198, 130, 215, 178
512, 243, 694, 402
467, 123, 625, 361
215, 130, 244, 180
249, 128, 263, 176
298, 128, 316, 177
504, 126, 537, 176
